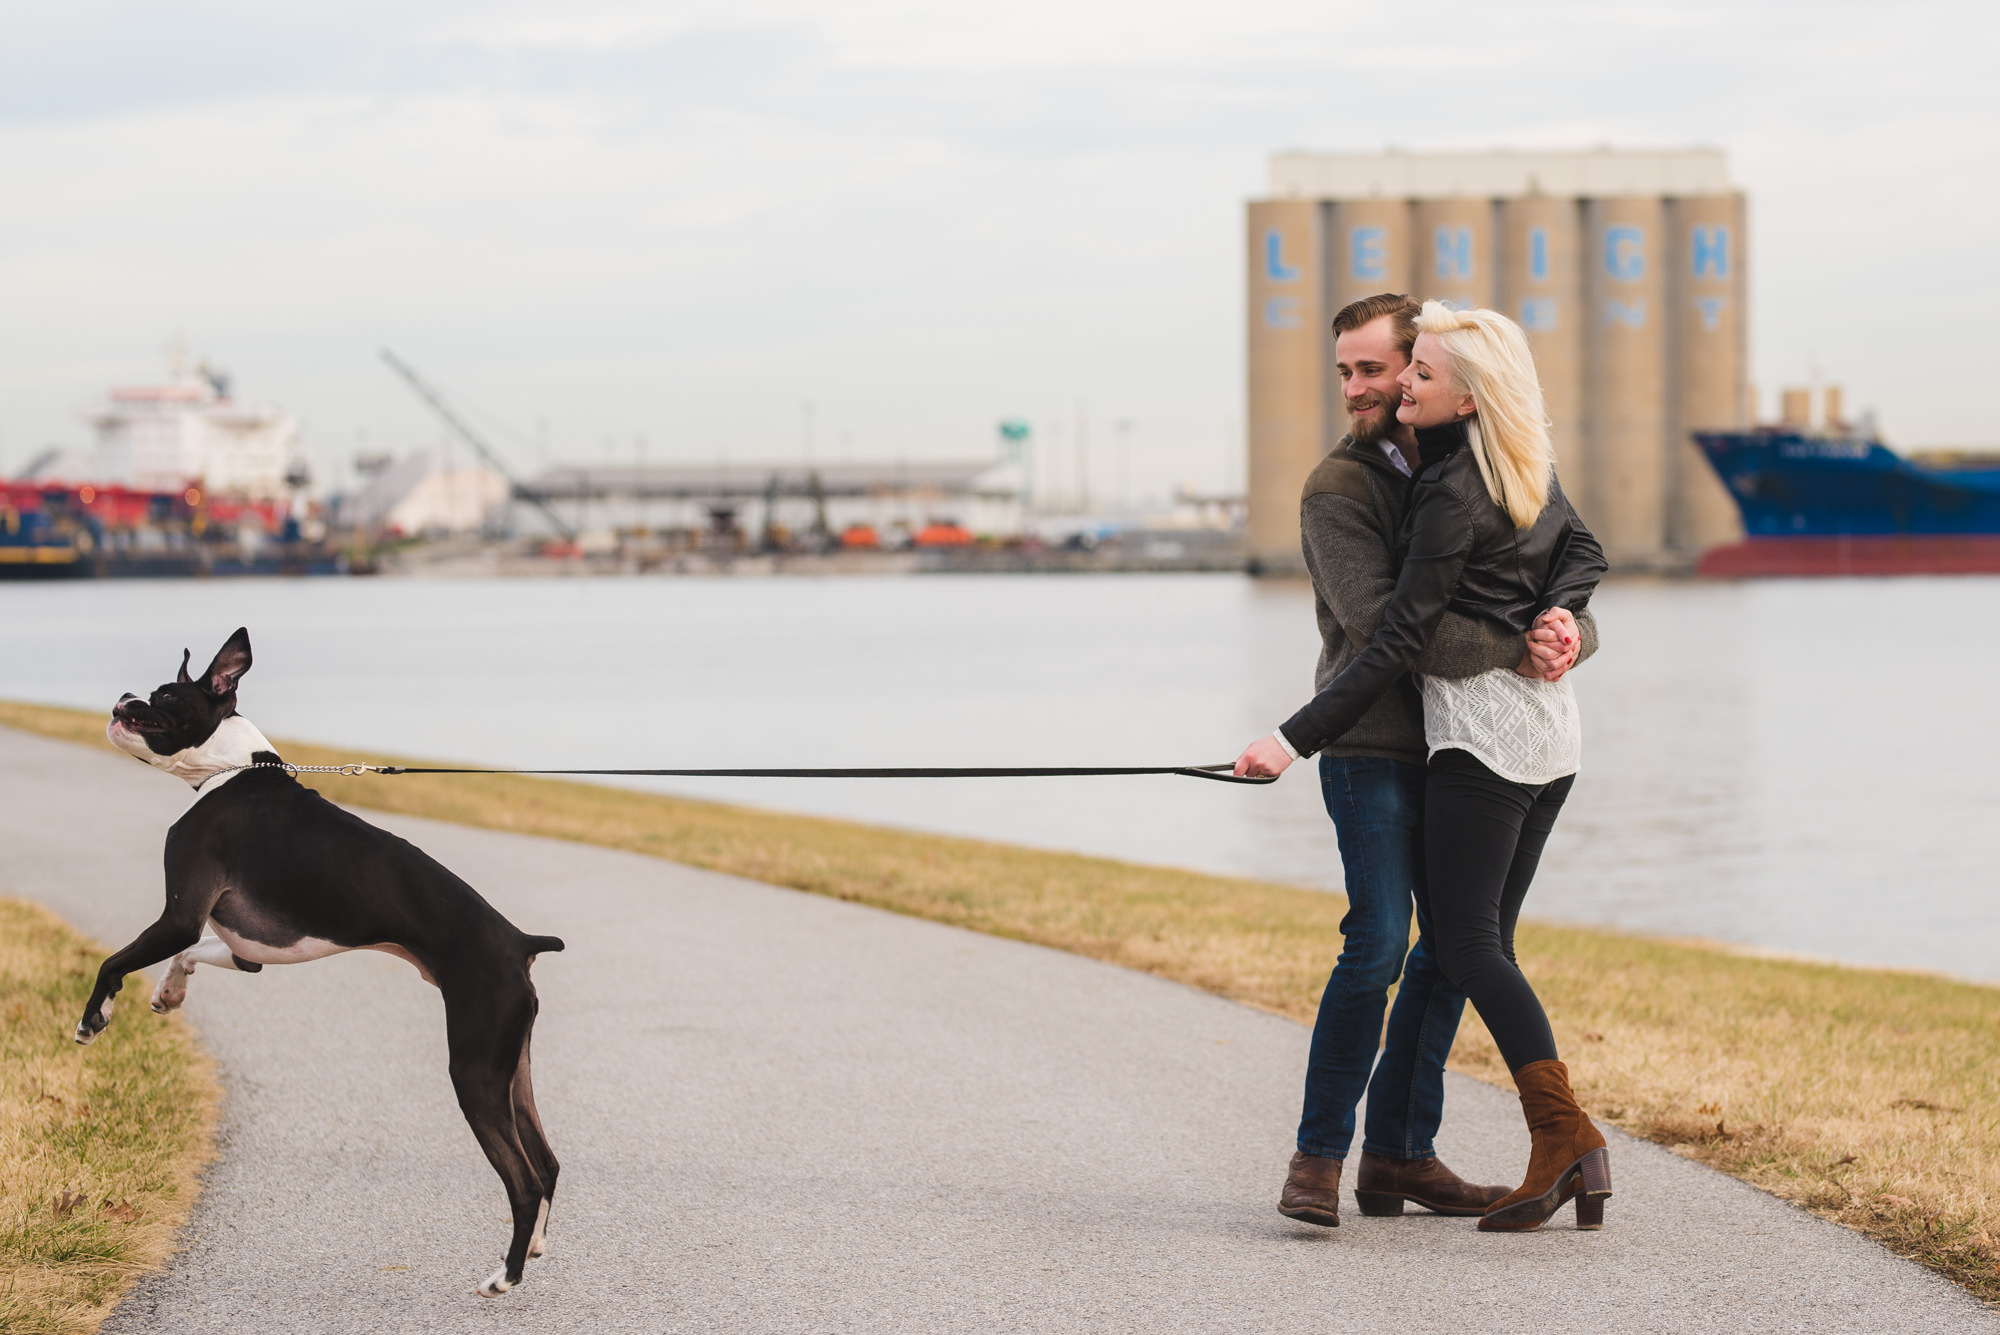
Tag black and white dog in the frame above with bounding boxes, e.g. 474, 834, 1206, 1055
83, 627, 565, 1297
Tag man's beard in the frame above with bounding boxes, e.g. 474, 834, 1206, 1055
1347, 394, 1400, 446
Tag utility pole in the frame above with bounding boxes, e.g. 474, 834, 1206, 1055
1115, 418, 1133, 514
636, 433, 648, 535
1075, 400, 1090, 514
1046, 422, 1064, 512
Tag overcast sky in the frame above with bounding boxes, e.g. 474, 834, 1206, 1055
2, 0, 1996, 501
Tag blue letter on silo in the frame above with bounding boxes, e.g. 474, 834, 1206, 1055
1435, 227, 1472, 280
1692, 226, 1730, 280
1605, 226, 1646, 282
1266, 230, 1300, 282
1351, 227, 1387, 282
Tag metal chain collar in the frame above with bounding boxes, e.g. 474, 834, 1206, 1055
231, 761, 402, 777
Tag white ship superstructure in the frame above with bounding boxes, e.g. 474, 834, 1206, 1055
84, 367, 305, 500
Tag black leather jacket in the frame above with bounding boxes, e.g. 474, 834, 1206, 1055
1279, 418, 1607, 758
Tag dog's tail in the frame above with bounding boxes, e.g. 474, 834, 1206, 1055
522, 934, 566, 957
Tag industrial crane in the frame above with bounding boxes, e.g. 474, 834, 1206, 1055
378, 348, 577, 544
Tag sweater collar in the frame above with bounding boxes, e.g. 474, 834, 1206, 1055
1413, 417, 1472, 466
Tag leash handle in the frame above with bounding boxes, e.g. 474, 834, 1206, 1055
241, 761, 1277, 786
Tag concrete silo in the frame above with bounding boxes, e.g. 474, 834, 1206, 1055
1245, 198, 1328, 571
1249, 149, 1744, 573
1667, 193, 1750, 551
1498, 196, 1588, 516
1411, 198, 1497, 312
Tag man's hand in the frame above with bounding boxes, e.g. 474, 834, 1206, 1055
1516, 607, 1580, 682
1234, 734, 1295, 779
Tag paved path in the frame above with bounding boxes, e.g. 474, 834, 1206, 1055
3, 724, 1994, 1333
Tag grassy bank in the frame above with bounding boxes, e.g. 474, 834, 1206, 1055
4, 699, 1996, 1304
0, 895, 217, 1335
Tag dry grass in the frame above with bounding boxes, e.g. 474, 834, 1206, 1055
0, 896, 217, 1335
3, 698, 1996, 1304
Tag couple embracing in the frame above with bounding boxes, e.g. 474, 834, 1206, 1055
1234, 294, 1612, 1233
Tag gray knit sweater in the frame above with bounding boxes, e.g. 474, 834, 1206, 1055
1297, 435, 1601, 765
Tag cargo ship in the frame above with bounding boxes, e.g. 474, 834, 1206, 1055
1, 360, 343, 578
0, 481, 341, 579
1693, 428, 2000, 576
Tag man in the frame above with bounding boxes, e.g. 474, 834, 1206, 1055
1258, 293, 1596, 1226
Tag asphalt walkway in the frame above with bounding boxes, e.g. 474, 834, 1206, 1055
3, 724, 1994, 1333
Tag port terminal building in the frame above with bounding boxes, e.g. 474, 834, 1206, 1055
510, 459, 1026, 548
1246, 148, 1748, 573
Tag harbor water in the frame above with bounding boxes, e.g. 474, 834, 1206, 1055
4, 574, 1994, 982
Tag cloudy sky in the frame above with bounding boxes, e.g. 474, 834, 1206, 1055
2, 0, 1996, 500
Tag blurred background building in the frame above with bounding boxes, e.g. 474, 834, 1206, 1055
514, 459, 1025, 549
338, 451, 510, 537
1246, 147, 1748, 573
16, 361, 309, 502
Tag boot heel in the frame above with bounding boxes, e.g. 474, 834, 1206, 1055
1574, 1147, 1611, 1230
1354, 1191, 1405, 1217
1577, 1147, 1612, 1196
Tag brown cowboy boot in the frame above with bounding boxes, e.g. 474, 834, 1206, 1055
1277, 1151, 1342, 1227
1479, 1059, 1612, 1232
1353, 1151, 1509, 1217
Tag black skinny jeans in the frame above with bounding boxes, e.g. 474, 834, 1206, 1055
1420, 747, 1574, 1073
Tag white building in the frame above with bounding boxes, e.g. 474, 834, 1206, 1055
518, 459, 1026, 540
82, 368, 306, 500
342, 451, 511, 535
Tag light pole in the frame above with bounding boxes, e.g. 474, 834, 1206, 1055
999, 419, 1032, 518
1075, 400, 1089, 514
1115, 418, 1133, 515
635, 433, 648, 535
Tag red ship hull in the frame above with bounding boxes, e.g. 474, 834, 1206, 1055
1699, 535, 2000, 577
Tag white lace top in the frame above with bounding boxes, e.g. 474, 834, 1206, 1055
1420, 668, 1581, 784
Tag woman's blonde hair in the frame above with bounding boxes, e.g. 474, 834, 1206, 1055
1415, 301, 1552, 529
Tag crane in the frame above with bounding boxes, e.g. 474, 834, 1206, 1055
378, 348, 577, 544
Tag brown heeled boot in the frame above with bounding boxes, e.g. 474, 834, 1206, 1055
1478, 1059, 1612, 1232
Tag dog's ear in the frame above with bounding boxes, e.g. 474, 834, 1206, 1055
199, 628, 253, 698
176, 649, 194, 684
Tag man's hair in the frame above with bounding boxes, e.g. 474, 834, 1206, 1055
1331, 294, 1421, 356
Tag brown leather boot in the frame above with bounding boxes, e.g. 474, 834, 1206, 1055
1353, 1151, 1509, 1217
1277, 1151, 1342, 1227
1479, 1059, 1612, 1232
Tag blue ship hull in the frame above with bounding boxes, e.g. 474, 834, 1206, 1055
1694, 429, 2000, 537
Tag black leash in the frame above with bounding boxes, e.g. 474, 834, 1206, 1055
242, 761, 1275, 786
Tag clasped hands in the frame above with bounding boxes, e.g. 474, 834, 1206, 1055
1231, 608, 1581, 779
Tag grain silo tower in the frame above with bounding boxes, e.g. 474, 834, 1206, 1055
1245, 148, 1748, 573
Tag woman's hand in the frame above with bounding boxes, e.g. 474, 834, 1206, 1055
1234, 734, 1295, 779
1516, 607, 1580, 682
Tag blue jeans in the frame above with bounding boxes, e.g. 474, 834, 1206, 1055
1296, 754, 1467, 1161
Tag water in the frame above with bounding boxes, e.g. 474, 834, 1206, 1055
4, 574, 1995, 982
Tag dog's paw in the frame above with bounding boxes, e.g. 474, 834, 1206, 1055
475, 1268, 515, 1297
74, 1001, 110, 1045
150, 984, 186, 1015
528, 1234, 548, 1260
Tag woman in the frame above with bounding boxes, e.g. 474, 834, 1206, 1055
1236, 301, 1611, 1233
